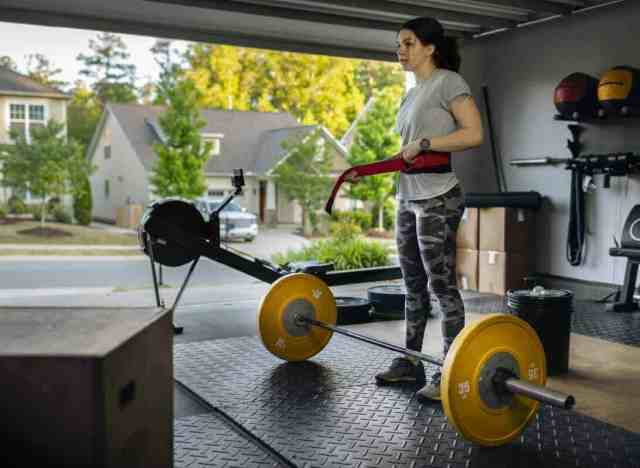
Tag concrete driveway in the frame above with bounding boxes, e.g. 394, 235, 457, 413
220, 224, 311, 260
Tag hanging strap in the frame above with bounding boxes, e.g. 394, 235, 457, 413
566, 166, 586, 266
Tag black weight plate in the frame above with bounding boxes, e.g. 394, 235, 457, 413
335, 297, 372, 325
368, 285, 405, 319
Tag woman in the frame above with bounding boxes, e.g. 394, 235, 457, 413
368, 17, 484, 402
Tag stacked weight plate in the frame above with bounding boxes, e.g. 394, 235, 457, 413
506, 286, 574, 376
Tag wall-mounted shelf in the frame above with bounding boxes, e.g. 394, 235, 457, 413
554, 106, 639, 123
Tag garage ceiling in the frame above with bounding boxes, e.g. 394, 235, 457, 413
0, 0, 625, 60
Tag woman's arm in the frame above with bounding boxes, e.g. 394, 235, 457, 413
401, 95, 484, 162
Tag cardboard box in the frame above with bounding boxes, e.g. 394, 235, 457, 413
456, 248, 478, 291
456, 208, 479, 250
479, 207, 536, 253
0, 307, 173, 467
479, 250, 532, 295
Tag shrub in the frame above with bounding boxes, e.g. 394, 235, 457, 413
272, 236, 391, 271
0, 204, 6, 219
73, 177, 93, 226
8, 195, 27, 214
47, 196, 61, 211
329, 221, 361, 241
331, 210, 372, 231
28, 204, 41, 220
52, 206, 72, 224
383, 199, 396, 231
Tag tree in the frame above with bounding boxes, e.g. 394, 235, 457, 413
150, 39, 185, 105
271, 128, 334, 236
353, 60, 405, 102
66, 80, 103, 150
185, 44, 365, 139
77, 32, 138, 104
346, 88, 403, 230
149, 78, 212, 199
0, 55, 18, 71
2, 120, 92, 226
25, 53, 68, 89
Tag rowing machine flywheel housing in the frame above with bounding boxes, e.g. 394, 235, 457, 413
138, 198, 209, 267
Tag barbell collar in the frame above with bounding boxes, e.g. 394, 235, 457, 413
494, 369, 575, 410
298, 316, 444, 367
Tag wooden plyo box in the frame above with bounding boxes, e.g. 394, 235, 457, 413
0, 307, 173, 467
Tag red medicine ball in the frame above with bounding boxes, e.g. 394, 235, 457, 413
554, 72, 599, 119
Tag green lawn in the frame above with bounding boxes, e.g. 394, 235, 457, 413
0, 219, 139, 245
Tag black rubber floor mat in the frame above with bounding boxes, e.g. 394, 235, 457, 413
174, 413, 292, 468
221, 384, 640, 468
174, 334, 434, 407
571, 300, 640, 347
174, 336, 640, 468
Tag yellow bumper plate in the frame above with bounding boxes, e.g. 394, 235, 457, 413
441, 314, 547, 446
258, 273, 336, 361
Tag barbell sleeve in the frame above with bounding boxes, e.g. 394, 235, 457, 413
501, 375, 575, 410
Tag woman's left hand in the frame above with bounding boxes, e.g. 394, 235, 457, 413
400, 140, 421, 164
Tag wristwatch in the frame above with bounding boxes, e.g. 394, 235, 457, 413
419, 137, 431, 152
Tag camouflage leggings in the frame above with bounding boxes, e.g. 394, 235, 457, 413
396, 184, 465, 357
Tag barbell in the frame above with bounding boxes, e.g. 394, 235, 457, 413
257, 273, 575, 447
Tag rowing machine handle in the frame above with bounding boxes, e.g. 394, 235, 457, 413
325, 151, 450, 214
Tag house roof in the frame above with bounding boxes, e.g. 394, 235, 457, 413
254, 125, 319, 174
0, 67, 69, 99
105, 103, 344, 176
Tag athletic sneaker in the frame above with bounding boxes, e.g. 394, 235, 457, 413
375, 357, 425, 385
416, 371, 441, 402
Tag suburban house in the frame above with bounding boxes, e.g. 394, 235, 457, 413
0, 67, 70, 203
87, 103, 353, 225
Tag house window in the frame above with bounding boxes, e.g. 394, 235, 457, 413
202, 135, 221, 156
208, 189, 225, 197
8, 103, 46, 143
10, 104, 25, 120
104, 145, 111, 159
104, 180, 110, 199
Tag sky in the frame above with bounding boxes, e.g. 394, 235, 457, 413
0, 21, 191, 90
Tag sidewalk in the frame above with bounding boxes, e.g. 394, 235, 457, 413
0, 244, 139, 250
0, 279, 402, 307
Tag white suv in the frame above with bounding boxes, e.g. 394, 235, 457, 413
195, 197, 258, 242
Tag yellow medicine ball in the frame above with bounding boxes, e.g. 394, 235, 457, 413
597, 65, 640, 116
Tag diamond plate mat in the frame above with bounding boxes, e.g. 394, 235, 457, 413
174, 413, 290, 467
174, 334, 436, 407
222, 384, 640, 468
462, 295, 640, 347
174, 335, 640, 468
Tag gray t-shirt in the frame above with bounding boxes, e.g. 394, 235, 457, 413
395, 68, 471, 200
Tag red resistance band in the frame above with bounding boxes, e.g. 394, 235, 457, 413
325, 151, 451, 214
